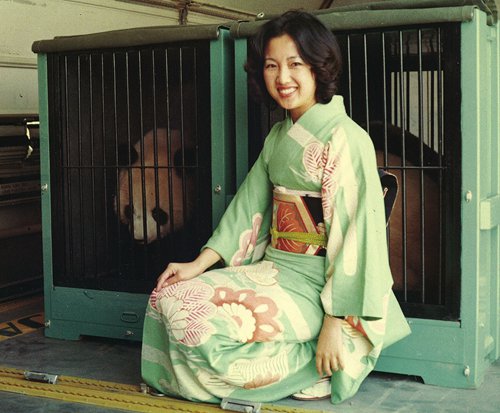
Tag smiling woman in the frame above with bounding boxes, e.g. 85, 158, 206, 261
245, 11, 342, 110
263, 34, 317, 122
141, 9, 409, 406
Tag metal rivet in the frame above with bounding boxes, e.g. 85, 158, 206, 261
44, 320, 51, 328
464, 365, 470, 377
41, 183, 48, 191
214, 184, 222, 194
465, 191, 472, 202
125, 330, 134, 336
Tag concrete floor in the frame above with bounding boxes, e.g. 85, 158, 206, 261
1, 296, 499, 413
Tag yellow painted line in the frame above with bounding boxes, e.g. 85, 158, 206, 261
0, 367, 321, 413
0, 313, 44, 342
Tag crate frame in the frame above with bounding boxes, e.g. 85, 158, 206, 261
232, 8, 499, 389
37, 27, 236, 341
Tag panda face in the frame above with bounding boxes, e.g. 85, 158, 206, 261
116, 128, 194, 244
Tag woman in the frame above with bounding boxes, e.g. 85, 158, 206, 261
141, 10, 410, 404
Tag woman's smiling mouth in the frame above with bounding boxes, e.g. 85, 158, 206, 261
278, 87, 297, 97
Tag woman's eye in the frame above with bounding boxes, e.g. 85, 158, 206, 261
265, 63, 277, 70
290, 61, 302, 68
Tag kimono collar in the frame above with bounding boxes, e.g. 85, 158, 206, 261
287, 95, 347, 137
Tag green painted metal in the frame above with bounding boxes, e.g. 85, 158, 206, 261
313, 0, 499, 25
38, 58, 150, 340
231, 7, 480, 38
38, 28, 236, 342
490, 13, 500, 364
37, 53, 55, 337
210, 28, 235, 228
32, 24, 223, 53
379, 8, 500, 389
46, 287, 148, 341
378, 319, 470, 387
460, 7, 500, 385
480, 195, 500, 230
234, 38, 249, 187
37, 52, 151, 342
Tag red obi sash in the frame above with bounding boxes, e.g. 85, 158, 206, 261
271, 186, 327, 256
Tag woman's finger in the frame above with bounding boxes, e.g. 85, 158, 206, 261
317, 353, 345, 376
337, 354, 345, 371
316, 356, 322, 376
330, 359, 338, 372
316, 355, 325, 376
162, 274, 180, 288
156, 267, 176, 290
156, 275, 167, 291
317, 355, 332, 377
323, 360, 333, 376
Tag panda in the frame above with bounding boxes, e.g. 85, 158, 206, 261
116, 128, 195, 245
370, 121, 440, 303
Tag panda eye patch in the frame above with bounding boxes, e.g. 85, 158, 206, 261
152, 207, 169, 225
124, 205, 133, 220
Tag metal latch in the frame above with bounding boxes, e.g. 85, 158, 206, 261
24, 370, 58, 384
221, 398, 261, 413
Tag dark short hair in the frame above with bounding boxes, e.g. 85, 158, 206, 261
245, 10, 342, 107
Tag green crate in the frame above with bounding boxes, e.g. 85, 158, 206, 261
34, 25, 236, 342
231, 5, 499, 389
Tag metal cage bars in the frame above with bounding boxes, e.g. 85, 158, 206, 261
48, 43, 211, 293
336, 27, 453, 313
247, 24, 460, 317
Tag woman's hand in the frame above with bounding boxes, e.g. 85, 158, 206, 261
155, 248, 221, 291
155, 261, 202, 290
316, 315, 345, 376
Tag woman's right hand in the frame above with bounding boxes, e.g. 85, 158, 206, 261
155, 261, 203, 291
155, 248, 222, 291
316, 315, 345, 376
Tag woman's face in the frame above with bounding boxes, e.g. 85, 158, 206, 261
263, 34, 317, 122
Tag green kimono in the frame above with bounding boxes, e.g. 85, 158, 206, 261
141, 95, 411, 404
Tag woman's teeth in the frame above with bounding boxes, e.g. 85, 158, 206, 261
279, 87, 296, 96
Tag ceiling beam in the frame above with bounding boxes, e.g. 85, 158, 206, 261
121, 0, 256, 22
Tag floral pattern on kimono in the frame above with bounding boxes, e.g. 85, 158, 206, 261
141, 95, 410, 405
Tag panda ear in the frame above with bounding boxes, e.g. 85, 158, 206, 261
173, 147, 196, 176
117, 143, 139, 166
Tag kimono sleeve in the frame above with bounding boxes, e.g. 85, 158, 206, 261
320, 123, 394, 320
202, 143, 273, 267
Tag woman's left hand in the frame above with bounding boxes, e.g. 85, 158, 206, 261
316, 316, 345, 376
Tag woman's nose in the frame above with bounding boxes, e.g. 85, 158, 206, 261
277, 66, 291, 83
